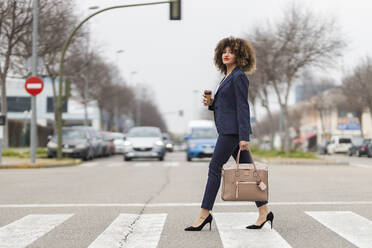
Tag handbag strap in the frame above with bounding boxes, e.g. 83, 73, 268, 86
236, 147, 261, 180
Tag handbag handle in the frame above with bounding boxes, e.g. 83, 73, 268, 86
235, 147, 261, 180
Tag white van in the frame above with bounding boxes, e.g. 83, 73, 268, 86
326, 136, 352, 154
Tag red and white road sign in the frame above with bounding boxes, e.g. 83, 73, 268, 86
25, 76, 44, 96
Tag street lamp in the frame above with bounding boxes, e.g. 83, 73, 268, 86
89, 6, 100, 10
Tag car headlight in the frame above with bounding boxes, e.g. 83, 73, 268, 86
114, 139, 124, 145
189, 143, 196, 148
155, 140, 164, 146
166, 143, 173, 148
47, 141, 57, 148
124, 141, 132, 146
76, 143, 87, 149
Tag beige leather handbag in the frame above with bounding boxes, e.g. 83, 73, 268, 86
221, 148, 268, 201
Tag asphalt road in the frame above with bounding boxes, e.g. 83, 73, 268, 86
320, 153, 372, 168
0, 152, 371, 248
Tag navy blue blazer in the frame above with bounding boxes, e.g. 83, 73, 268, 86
208, 66, 252, 141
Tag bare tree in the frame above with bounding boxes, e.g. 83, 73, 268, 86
249, 4, 345, 153
0, 0, 32, 148
248, 28, 277, 149
15, 0, 83, 132
342, 56, 372, 134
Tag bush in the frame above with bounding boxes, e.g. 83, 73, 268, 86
2, 148, 48, 158
250, 146, 316, 159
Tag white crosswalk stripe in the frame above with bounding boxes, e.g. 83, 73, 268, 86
88, 213, 167, 248
2, 211, 372, 247
0, 214, 73, 248
306, 211, 372, 248
214, 212, 292, 248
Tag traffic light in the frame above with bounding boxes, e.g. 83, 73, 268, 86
170, 0, 181, 20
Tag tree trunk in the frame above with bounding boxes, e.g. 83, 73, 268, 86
0, 73, 8, 149
356, 110, 364, 138
263, 105, 275, 150
318, 108, 326, 141
251, 103, 263, 146
283, 106, 290, 154
50, 77, 58, 133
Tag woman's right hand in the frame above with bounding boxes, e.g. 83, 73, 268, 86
202, 94, 213, 106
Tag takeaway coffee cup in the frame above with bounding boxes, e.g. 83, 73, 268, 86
204, 90, 212, 105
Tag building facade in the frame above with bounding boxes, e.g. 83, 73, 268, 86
1, 77, 101, 130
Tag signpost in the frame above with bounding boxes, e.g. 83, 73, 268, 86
25, 77, 44, 96
25, 76, 44, 163
29, 0, 39, 164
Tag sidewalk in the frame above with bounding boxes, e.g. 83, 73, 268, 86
0, 157, 81, 169
254, 156, 349, 166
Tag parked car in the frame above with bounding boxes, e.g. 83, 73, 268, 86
123, 126, 166, 161
327, 136, 352, 154
47, 127, 94, 160
100, 131, 114, 156
367, 142, 372, 158
185, 126, 218, 161
111, 132, 125, 154
76, 126, 103, 158
348, 137, 369, 157
318, 140, 330, 155
162, 133, 174, 152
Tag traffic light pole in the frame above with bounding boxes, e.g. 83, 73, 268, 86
56, 0, 180, 159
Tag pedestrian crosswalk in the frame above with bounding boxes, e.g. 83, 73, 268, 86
89, 214, 167, 248
214, 212, 291, 248
0, 214, 73, 248
80, 161, 209, 168
306, 211, 372, 248
0, 211, 371, 247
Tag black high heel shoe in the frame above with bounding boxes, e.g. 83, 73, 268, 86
246, 211, 274, 229
184, 214, 213, 231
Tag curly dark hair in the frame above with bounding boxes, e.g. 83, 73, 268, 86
214, 36, 256, 75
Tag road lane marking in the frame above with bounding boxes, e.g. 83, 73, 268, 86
306, 211, 372, 248
88, 214, 167, 248
134, 162, 152, 167
214, 212, 292, 248
0, 214, 73, 248
81, 162, 99, 167
189, 162, 208, 166
1, 201, 372, 208
163, 162, 179, 167
107, 163, 122, 167
350, 163, 372, 169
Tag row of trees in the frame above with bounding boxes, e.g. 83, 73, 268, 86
242, 4, 346, 152
0, 0, 167, 149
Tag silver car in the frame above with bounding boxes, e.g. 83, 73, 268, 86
123, 126, 166, 161
111, 132, 125, 154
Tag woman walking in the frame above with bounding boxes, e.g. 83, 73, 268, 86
185, 36, 273, 231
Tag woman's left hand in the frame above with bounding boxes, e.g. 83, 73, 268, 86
239, 140, 249, 151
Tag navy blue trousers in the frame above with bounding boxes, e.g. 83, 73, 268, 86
201, 134, 268, 210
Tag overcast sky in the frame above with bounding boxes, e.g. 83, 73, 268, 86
76, 0, 372, 134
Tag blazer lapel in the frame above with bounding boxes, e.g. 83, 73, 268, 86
214, 67, 239, 99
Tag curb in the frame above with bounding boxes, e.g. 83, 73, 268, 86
0, 160, 82, 169
253, 157, 349, 166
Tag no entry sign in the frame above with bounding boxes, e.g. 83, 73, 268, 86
25, 76, 44, 96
